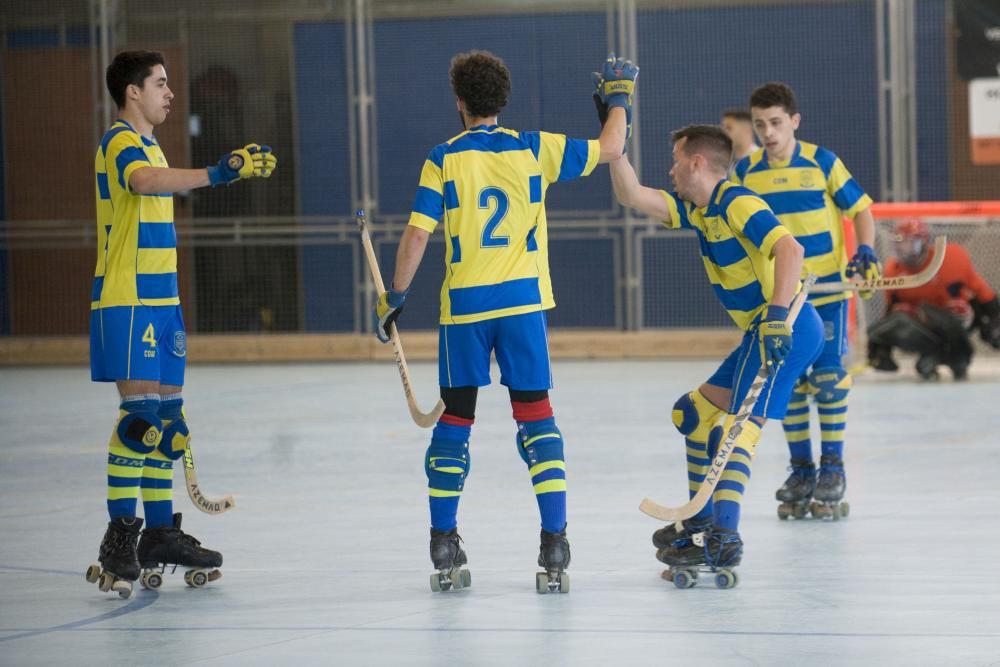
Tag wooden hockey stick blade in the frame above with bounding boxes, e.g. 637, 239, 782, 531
640, 277, 817, 522
811, 236, 946, 293
183, 440, 235, 515
357, 210, 445, 428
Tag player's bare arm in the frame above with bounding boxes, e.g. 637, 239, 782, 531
608, 154, 673, 220
597, 107, 627, 163
391, 226, 431, 292
852, 205, 876, 247
769, 234, 804, 308
129, 166, 210, 194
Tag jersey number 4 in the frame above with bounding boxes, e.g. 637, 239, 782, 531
479, 187, 510, 248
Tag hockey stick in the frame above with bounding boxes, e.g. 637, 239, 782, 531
811, 236, 947, 293
183, 439, 235, 515
639, 276, 817, 522
357, 209, 446, 429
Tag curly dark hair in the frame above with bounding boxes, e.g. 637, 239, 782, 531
671, 124, 733, 174
749, 82, 798, 115
449, 50, 511, 118
106, 50, 166, 109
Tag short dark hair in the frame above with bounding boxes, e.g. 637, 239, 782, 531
749, 82, 797, 115
671, 124, 733, 174
106, 50, 166, 109
722, 108, 752, 123
449, 50, 511, 118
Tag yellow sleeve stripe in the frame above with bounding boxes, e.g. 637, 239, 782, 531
758, 225, 790, 259
843, 195, 874, 220
659, 190, 682, 229
581, 139, 601, 177
408, 211, 438, 233
529, 460, 565, 477
533, 479, 567, 495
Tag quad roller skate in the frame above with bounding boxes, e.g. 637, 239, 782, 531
429, 527, 470, 592
659, 527, 741, 589
652, 517, 711, 562
536, 527, 570, 594
809, 455, 849, 520
85, 517, 143, 599
136, 513, 222, 590
775, 459, 816, 520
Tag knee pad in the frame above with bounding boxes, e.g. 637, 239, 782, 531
515, 418, 564, 467
791, 374, 811, 396
808, 367, 852, 403
115, 410, 163, 455
425, 438, 470, 492
672, 390, 724, 442
158, 418, 190, 461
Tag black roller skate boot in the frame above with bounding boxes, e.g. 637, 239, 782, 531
136, 513, 222, 590
429, 527, 470, 592
659, 526, 742, 589
810, 455, 849, 520
915, 354, 940, 380
867, 343, 898, 372
536, 527, 570, 594
652, 516, 711, 560
85, 517, 143, 598
775, 459, 816, 520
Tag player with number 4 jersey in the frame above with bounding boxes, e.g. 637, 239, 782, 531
372, 50, 633, 593
87, 50, 275, 599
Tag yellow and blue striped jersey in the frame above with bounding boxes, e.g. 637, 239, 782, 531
93, 120, 178, 310
659, 179, 795, 331
407, 124, 599, 324
733, 141, 873, 305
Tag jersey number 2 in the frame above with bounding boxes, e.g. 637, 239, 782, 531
479, 187, 509, 248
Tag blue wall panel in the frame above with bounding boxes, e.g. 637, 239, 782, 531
373, 13, 615, 217
916, 0, 949, 201
294, 22, 355, 331
638, 2, 881, 200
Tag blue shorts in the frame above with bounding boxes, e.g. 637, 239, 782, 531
90, 305, 187, 386
706, 303, 824, 420
811, 299, 849, 369
439, 311, 552, 390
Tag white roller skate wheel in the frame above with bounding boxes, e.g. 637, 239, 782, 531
535, 572, 550, 594
207, 570, 222, 583
98, 573, 114, 592
672, 570, 696, 589
448, 569, 464, 590
557, 572, 569, 594
714, 570, 738, 589
85, 565, 101, 583
185, 570, 208, 588
840, 501, 850, 518
112, 580, 133, 599
429, 573, 443, 592
142, 571, 163, 590
459, 569, 471, 589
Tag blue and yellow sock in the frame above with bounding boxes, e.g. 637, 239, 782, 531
141, 395, 186, 529
782, 380, 813, 463
107, 394, 162, 520
426, 415, 472, 532
712, 419, 762, 531
810, 367, 851, 459
513, 399, 566, 533
672, 391, 724, 524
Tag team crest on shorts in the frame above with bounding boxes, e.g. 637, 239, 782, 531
173, 331, 187, 357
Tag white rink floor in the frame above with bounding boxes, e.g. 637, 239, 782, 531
2, 357, 1000, 666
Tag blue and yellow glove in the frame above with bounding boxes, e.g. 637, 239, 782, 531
372, 287, 407, 344
592, 53, 638, 150
845, 244, 881, 299
759, 305, 793, 375
208, 144, 277, 187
